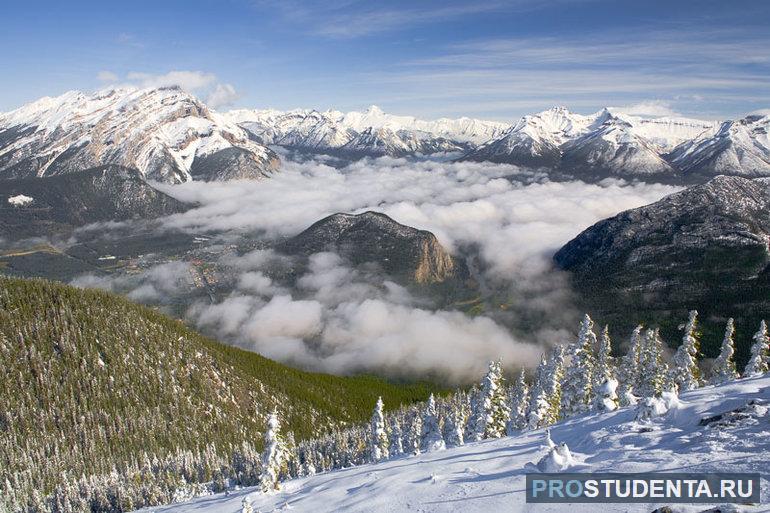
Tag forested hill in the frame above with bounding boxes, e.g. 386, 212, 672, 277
0, 276, 438, 510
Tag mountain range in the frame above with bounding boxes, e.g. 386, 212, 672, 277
3, 87, 769, 184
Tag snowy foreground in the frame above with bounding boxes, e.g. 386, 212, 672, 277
142, 376, 770, 513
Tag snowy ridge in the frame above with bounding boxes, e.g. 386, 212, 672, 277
148, 374, 770, 513
0, 87, 279, 183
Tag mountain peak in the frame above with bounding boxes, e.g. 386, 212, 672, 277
278, 211, 460, 284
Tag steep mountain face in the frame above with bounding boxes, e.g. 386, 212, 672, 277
0, 87, 279, 183
668, 115, 770, 180
0, 164, 189, 239
0, 276, 438, 510
554, 175, 770, 354
278, 211, 460, 285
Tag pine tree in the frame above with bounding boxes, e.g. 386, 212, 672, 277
443, 407, 465, 448
711, 318, 738, 384
528, 346, 565, 429
369, 397, 389, 462
593, 326, 615, 389
637, 329, 669, 397
506, 369, 530, 435
561, 314, 597, 416
259, 411, 286, 493
405, 412, 422, 455
745, 320, 770, 377
671, 310, 702, 391
473, 360, 510, 439
618, 325, 643, 406
388, 416, 404, 457
420, 394, 446, 452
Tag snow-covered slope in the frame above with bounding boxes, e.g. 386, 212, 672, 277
0, 87, 279, 183
145, 375, 770, 513
668, 115, 770, 180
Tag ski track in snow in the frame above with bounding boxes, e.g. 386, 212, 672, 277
140, 375, 770, 513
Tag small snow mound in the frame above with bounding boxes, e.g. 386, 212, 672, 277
635, 395, 671, 422
7, 194, 33, 207
660, 389, 682, 410
536, 443, 576, 472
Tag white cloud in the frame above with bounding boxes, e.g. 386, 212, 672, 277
125, 70, 217, 90
206, 83, 239, 108
96, 70, 119, 83
99, 70, 239, 110
146, 157, 680, 381
610, 100, 681, 118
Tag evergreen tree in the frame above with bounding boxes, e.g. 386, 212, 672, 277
528, 346, 565, 429
745, 320, 770, 377
369, 397, 389, 462
420, 394, 446, 452
637, 329, 669, 397
593, 326, 616, 389
561, 314, 597, 416
469, 361, 510, 440
405, 412, 422, 455
671, 310, 702, 391
241, 496, 254, 513
506, 369, 530, 435
618, 325, 643, 406
443, 407, 465, 448
259, 411, 285, 493
388, 416, 404, 457
711, 318, 738, 384
464, 386, 482, 442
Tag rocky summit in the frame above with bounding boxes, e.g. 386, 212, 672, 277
278, 211, 460, 285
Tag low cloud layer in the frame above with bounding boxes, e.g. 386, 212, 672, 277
79, 158, 679, 382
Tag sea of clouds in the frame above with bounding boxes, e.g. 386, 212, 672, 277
74, 157, 680, 382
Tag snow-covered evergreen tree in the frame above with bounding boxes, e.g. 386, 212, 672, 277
259, 411, 286, 493
506, 369, 529, 435
671, 310, 702, 391
241, 496, 253, 513
405, 412, 422, 455
470, 361, 510, 440
618, 325, 643, 405
528, 346, 565, 429
745, 320, 770, 377
594, 378, 619, 412
369, 397, 389, 462
420, 394, 446, 452
443, 407, 465, 448
561, 314, 597, 416
388, 416, 404, 457
711, 318, 738, 384
637, 329, 669, 398
594, 326, 615, 388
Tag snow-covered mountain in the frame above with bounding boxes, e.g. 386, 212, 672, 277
145, 374, 770, 513
668, 115, 770, 180
461, 107, 720, 181
225, 105, 506, 158
2, 88, 767, 184
0, 87, 279, 183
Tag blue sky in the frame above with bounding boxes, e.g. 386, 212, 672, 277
2, 0, 769, 121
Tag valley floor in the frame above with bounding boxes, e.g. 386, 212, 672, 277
141, 376, 770, 513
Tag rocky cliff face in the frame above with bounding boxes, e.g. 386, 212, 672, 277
278, 211, 460, 285
554, 175, 770, 357
0, 164, 189, 238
